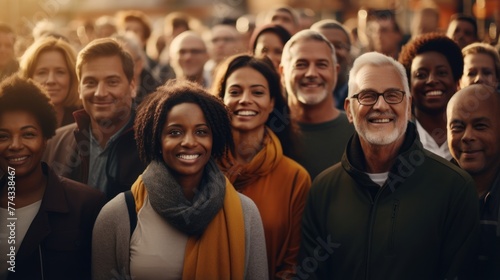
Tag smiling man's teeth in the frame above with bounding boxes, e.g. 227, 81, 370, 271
236, 110, 257, 116
177, 154, 200, 160
426, 90, 443, 96
372, 119, 390, 123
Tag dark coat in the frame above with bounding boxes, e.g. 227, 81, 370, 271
3, 163, 105, 280
42, 109, 146, 201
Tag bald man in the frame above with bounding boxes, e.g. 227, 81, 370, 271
169, 31, 209, 87
447, 84, 500, 279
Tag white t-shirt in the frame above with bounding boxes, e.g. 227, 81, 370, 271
0, 200, 41, 278
415, 120, 452, 161
366, 172, 389, 187
129, 196, 188, 280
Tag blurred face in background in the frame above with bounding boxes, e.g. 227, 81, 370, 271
446, 19, 478, 49
254, 31, 284, 71
32, 50, 71, 107
0, 31, 15, 69
209, 25, 244, 64
317, 27, 351, 80
460, 53, 498, 88
170, 33, 209, 81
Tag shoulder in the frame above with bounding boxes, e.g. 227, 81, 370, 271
47, 165, 105, 205
94, 193, 130, 229
57, 175, 102, 197
54, 123, 78, 139
44, 123, 78, 159
237, 193, 260, 218
412, 148, 473, 182
419, 150, 475, 187
277, 156, 311, 180
309, 162, 346, 195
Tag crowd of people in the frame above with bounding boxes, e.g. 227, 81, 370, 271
0, 4, 499, 280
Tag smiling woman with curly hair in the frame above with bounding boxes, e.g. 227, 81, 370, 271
92, 79, 269, 280
399, 33, 463, 161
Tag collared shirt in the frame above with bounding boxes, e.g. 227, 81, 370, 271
415, 120, 452, 161
478, 173, 500, 278
88, 117, 132, 193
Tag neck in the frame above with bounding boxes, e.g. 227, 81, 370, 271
414, 109, 447, 146
232, 127, 266, 164
289, 96, 340, 124
176, 172, 203, 201
90, 112, 131, 148
1, 164, 47, 208
360, 136, 404, 173
54, 105, 65, 128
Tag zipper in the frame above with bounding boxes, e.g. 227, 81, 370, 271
389, 200, 400, 253
364, 185, 387, 280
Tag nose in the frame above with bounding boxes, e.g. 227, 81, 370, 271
426, 72, 438, 84
8, 136, 23, 151
461, 125, 475, 143
94, 82, 107, 97
46, 71, 56, 84
305, 64, 318, 77
371, 94, 391, 110
181, 132, 198, 147
473, 73, 485, 84
238, 90, 253, 104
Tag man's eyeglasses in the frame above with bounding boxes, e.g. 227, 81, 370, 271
351, 89, 406, 106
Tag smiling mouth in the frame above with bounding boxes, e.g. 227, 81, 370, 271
177, 154, 201, 160
7, 156, 29, 164
235, 110, 257, 116
425, 90, 443, 97
370, 118, 391, 123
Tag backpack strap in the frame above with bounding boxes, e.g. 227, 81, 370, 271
124, 190, 137, 237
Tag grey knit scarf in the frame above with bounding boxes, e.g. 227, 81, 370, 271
142, 159, 226, 236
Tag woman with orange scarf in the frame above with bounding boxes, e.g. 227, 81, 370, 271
212, 55, 311, 279
92, 80, 268, 280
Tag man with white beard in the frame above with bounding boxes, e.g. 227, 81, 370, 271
299, 52, 479, 280
280, 29, 354, 179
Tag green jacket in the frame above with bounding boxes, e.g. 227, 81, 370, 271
299, 122, 479, 280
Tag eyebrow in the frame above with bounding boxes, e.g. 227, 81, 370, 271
0, 125, 39, 131
228, 84, 268, 89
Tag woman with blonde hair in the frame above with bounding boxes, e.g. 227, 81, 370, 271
460, 42, 500, 89
19, 37, 80, 128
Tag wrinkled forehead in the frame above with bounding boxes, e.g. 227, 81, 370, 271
353, 64, 404, 92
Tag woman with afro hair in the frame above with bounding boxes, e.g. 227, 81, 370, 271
399, 33, 463, 161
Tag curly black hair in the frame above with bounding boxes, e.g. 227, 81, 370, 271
0, 75, 57, 139
399, 33, 463, 84
134, 79, 234, 164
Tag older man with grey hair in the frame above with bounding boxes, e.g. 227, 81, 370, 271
280, 29, 354, 179
169, 31, 209, 87
299, 52, 479, 279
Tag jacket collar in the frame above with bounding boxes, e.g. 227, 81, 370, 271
342, 122, 422, 192
72, 108, 136, 139
16, 163, 69, 260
